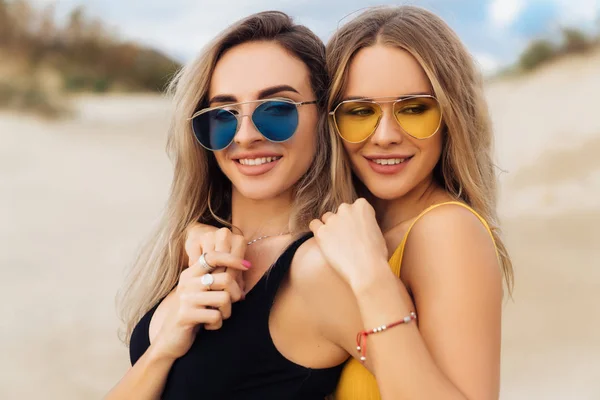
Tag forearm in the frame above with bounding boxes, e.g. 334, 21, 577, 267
105, 345, 175, 400
353, 268, 467, 400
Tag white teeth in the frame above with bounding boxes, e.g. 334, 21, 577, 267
238, 156, 281, 166
373, 158, 405, 165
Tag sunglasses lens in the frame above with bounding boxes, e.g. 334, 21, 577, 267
394, 97, 441, 139
192, 108, 238, 151
333, 101, 381, 142
252, 100, 299, 142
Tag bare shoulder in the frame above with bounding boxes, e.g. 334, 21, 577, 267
289, 237, 349, 295
410, 203, 498, 261
402, 203, 502, 292
288, 237, 362, 339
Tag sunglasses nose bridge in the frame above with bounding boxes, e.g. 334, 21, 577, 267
233, 111, 264, 146
371, 102, 404, 144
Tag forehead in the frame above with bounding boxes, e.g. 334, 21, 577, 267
344, 44, 432, 97
210, 41, 312, 99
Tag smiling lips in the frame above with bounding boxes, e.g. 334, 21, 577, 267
237, 156, 282, 166
371, 157, 407, 165
231, 153, 283, 176
364, 155, 413, 175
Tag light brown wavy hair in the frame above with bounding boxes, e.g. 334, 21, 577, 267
326, 6, 514, 292
117, 11, 354, 343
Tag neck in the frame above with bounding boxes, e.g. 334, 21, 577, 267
230, 187, 292, 240
373, 175, 444, 232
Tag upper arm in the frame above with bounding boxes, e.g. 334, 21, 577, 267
402, 205, 503, 399
289, 239, 365, 360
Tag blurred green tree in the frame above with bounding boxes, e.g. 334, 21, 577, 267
561, 27, 590, 53
0, 0, 181, 94
519, 39, 556, 71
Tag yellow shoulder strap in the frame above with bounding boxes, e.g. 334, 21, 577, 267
388, 201, 496, 277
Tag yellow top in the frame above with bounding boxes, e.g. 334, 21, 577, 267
332, 201, 497, 399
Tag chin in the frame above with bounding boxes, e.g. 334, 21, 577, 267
233, 181, 292, 201
361, 177, 411, 201
369, 186, 408, 201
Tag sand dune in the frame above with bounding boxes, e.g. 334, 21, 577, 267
1, 51, 600, 399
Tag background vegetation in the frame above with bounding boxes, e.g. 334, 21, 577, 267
0, 0, 181, 116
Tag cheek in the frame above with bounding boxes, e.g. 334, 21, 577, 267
343, 142, 363, 162
292, 129, 317, 168
417, 134, 444, 169
291, 116, 319, 162
214, 152, 227, 171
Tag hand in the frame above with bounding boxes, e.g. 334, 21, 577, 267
185, 224, 248, 294
152, 251, 249, 361
309, 198, 389, 290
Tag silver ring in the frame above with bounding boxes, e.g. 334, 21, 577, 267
201, 273, 214, 290
198, 253, 215, 273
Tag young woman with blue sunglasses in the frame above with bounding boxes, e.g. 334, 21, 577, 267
107, 11, 355, 400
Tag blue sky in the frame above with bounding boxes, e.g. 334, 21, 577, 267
30, 0, 600, 74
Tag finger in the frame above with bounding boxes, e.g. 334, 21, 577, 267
321, 211, 335, 223
358, 197, 376, 217
214, 228, 232, 253
212, 266, 227, 274
204, 319, 223, 331
184, 236, 214, 268
224, 267, 246, 299
184, 224, 213, 266
187, 272, 244, 302
309, 218, 324, 234
220, 271, 244, 302
204, 251, 251, 272
179, 307, 222, 328
182, 291, 232, 320
199, 233, 216, 254
230, 233, 247, 259
237, 276, 246, 299
184, 273, 243, 299
185, 251, 249, 278
337, 202, 350, 213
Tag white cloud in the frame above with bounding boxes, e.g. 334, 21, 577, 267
489, 0, 526, 28
474, 52, 502, 75
550, 0, 600, 24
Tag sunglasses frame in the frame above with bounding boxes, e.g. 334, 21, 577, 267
189, 97, 317, 151
329, 95, 443, 144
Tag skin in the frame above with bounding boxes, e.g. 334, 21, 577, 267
307, 45, 503, 399
210, 41, 318, 203
188, 44, 503, 399
105, 41, 323, 399
342, 45, 443, 205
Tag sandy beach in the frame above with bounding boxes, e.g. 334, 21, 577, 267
1, 51, 599, 399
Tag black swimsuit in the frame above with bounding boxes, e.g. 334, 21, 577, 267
129, 234, 345, 399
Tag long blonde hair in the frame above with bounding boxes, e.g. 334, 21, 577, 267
118, 11, 353, 343
326, 6, 514, 291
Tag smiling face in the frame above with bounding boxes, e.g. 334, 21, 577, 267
208, 41, 319, 200
338, 44, 444, 201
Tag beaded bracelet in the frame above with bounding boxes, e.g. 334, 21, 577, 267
356, 311, 417, 363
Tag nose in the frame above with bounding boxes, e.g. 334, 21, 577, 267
370, 104, 404, 147
233, 108, 264, 147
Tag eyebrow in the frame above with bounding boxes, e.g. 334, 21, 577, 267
208, 85, 300, 105
343, 92, 432, 101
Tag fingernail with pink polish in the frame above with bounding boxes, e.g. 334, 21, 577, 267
242, 260, 252, 268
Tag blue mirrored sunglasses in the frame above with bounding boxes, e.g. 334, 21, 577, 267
190, 98, 317, 151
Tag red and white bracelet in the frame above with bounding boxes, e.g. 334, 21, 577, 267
356, 311, 417, 363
